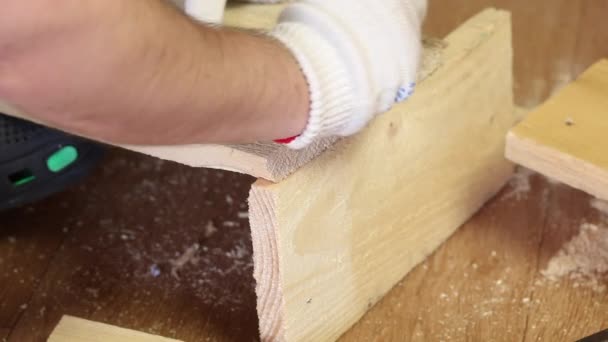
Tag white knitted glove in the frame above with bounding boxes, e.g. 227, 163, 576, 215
270, 0, 427, 149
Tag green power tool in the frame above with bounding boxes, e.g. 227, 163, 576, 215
0, 113, 104, 211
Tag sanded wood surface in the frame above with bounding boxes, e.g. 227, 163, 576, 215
1, 1, 608, 341
248, 8, 517, 341
506, 60, 608, 200
49, 316, 181, 342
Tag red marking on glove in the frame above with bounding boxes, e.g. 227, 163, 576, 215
274, 136, 297, 144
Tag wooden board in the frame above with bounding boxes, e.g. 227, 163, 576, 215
0, 4, 441, 182
48, 316, 181, 342
248, 8, 517, 341
506, 60, 608, 200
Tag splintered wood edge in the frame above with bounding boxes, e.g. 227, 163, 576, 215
506, 132, 608, 200
48, 316, 182, 342
248, 182, 286, 342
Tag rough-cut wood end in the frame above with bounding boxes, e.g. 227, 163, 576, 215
248, 182, 286, 342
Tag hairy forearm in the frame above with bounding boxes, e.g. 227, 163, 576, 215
0, 0, 309, 145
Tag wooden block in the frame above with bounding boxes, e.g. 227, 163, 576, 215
0, 4, 442, 182
506, 59, 608, 200
48, 316, 181, 342
248, 8, 516, 342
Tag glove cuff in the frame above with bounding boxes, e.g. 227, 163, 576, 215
270, 22, 355, 149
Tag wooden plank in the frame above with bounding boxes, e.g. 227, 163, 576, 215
506, 60, 608, 200
48, 316, 181, 342
248, 8, 516, 341
0, 4, 441, 182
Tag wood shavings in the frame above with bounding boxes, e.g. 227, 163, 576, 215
204, 221, 218, 238
542, 223, 608, 292
169, 243, 201, 279
503, 167, 534, 200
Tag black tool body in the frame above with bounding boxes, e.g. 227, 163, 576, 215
0, 114, 104, 211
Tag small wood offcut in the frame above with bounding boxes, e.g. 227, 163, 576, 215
506, 59, 608, 200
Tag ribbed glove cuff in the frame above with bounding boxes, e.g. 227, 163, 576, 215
270, 23, 355, 149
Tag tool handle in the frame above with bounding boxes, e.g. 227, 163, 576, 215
184, 0, 227, 24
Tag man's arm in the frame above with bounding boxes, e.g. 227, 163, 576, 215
0, 0, 309, 145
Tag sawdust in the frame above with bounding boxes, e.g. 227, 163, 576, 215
503, 167, 534, 200
429, 268, 517, 341
222, 221, 239, 228
76, 154, 257, 322
203, 221, 218, 238
169, 243, 201, 279
542, 223, 608, 292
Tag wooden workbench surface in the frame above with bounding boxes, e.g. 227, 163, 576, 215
2, 1, 608, 341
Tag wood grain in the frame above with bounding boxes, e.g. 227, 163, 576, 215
506, 60, 608, 200
49, 316, 181, 342
248, 8, 516, 341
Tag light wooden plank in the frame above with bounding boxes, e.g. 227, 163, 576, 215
248, 8, 516, 342
506, 59, 608, 200
48, 316, 181, 342
0, 3, 442, 182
